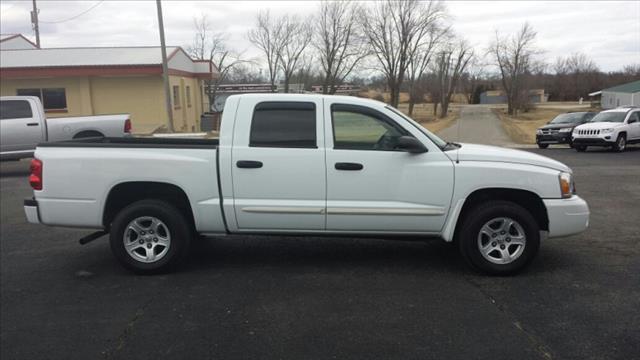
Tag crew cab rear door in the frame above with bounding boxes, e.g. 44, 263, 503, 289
0, 98, 43, 154
230, 97, 326, 231
323, 100, 454, 233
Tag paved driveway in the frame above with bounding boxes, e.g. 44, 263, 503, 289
437, 105, 514, 146
2, 148, 639, 360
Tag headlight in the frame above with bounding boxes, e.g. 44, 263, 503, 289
559, 128, 572, 133
536, 129, 543, 135
559, 172, 574, 198
600, 128, 614, 133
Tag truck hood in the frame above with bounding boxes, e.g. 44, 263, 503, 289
446, 143, 570, 172
574, 122, 623, 130
538, 122, 576, 130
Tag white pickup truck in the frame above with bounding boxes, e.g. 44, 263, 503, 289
0, 96, 131, 160
23, 94, 590, 275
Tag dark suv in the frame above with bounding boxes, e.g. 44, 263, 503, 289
536, 112, 596, 148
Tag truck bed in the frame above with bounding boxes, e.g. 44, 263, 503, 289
31, 136, 224, 233
37, 136, 219, 149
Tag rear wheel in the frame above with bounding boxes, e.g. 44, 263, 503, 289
574, 145, 587, 152
457, 201, 540, 275
612, 134, 626, 152
109, 199, 192, 274
537, 143, 549, 149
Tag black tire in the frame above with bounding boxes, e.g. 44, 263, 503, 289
574, 145, 587, 152
457, 200, 540, 276
109, 199, 192, 274
612, 134, 626, 152
537, 143, 549, 149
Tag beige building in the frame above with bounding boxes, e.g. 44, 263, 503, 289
0, 46, 217, 133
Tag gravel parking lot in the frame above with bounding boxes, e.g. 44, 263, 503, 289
1, 147, 639, 360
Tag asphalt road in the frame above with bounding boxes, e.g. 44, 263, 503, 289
1, 147, 639, 360
437, 105, 515, 146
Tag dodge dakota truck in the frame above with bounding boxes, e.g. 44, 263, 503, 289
23, 94, 590, 275
0, 96, 131, 160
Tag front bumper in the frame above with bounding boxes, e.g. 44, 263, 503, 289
536, 133, 572, 144
24, 198, 41, 224
572, 137, 613, 146
543, 196, 589, 238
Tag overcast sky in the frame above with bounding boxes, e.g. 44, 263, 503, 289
1, 0, 638, 73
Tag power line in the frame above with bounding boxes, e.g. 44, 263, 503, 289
39, 0, 105, 24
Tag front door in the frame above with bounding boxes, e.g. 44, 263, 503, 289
627, 111, 640, 140
323, 101, 454, 233
231, 97, 326, 231
0, 99, 42, 154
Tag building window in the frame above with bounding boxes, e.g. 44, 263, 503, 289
172, 85, 181, 109
186, 86, 192, 107
16, 88, 67, 111
249, 102, 317, 148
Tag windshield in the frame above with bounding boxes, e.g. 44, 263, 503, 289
384, 106, 448, 149
589, 112, 626, 123
550, 113, 585, 124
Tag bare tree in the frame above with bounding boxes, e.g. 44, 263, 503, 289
314, 0, 368, 94
362, 0, 446, 107
406, 26, 448, 115
188, 14, 247, 110
277, 15, 312, 93
248, 10, 285, 92
551, 53, 599, 101
490, 22, 540, 115
433, 38, 474, 118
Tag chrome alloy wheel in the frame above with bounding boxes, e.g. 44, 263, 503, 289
477, 217, 526, 265
123, 216, 171, 263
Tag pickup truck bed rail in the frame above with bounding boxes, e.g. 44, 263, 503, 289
37, 137, 219, 149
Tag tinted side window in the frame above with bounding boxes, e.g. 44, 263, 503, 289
0, 100, 33, 120
332, 104, 407, 151
250, 102, 316, 148
628, 112, 640, 123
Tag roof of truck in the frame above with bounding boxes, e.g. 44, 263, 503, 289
227, 93, 388, 108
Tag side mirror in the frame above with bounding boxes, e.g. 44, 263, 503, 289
396, 136, 428, 154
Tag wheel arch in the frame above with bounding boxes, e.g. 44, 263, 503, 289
73, 129, 105, 139
102, 181, 195, 231
451, 188, 549, 242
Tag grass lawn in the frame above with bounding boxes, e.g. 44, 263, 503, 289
493, 103, 596, 144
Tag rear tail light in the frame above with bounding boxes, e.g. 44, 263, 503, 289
124, 118, 132, 133
29, 158, 43, 190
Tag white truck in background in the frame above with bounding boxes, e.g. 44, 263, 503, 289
0, 96, 131, 160
23, 94, 590, 275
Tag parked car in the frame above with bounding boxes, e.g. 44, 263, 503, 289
23, 94, 590, 275
535, 112, 596, 148
0, 96, 131, 160
572, 107, 640, 152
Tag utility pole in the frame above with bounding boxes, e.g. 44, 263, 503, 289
156, 0, 174, 132
31, 0, 40, 48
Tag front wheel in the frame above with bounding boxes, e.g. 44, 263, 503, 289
612, 134, 626, 152
457, 201, 540, 275
574, 145, 587, 152
537, 143, 549, 149
109, 199, 192, 274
